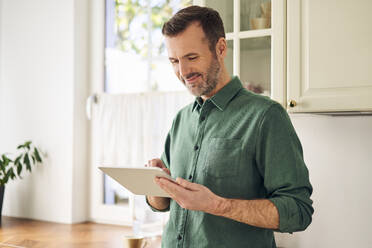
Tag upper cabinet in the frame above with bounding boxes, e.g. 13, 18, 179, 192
287, 0, 372, 113
195, 0, 372, 113
194, 0, 287, 107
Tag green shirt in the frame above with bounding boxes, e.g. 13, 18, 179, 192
150, 77, 313, 248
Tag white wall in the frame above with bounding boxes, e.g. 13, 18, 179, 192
276, 114, 372, 248
0, 0, 89, 223
72, 0, 90, 223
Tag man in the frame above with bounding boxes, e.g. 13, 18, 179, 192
146, 5, 313, 248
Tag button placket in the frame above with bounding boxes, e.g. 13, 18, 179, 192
178, 103, 211, 248
190, 105, 211, 182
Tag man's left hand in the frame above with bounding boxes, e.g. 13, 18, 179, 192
155, 177, 225, 215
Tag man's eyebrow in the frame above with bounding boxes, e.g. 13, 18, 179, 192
183, 53, 199, 58
169, 53, 199, 60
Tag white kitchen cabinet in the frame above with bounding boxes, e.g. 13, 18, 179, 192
196, 0, 372, 113
287, 0, 372, 113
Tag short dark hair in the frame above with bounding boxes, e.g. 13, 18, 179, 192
162, 5, 226, 52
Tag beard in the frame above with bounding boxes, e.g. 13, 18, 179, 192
180, 57, 221, 97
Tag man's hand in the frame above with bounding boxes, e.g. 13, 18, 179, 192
145, 158, 171, 211
155, 177, 279, 229
155, 177, 225, 215
146, 158, 170, 175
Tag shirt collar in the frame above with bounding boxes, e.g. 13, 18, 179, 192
192, 97, 203, 112
192, 76, 243, 112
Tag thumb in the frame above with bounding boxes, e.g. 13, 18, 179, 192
176, 177, 200, 191
162, 167, 171, 175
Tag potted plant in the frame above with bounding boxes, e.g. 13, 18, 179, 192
0, 141, 43, 223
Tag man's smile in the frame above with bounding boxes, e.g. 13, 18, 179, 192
184, 73, 202, 85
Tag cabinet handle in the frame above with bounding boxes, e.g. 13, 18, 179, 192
288, 100, 297, 108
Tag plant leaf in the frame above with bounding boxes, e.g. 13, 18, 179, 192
4, 170, 12, 183
1, 156, 8, 169
17, 141, 31, 150
2, 154, 12, 165
24, 153, 31, 172
17, 163, 23, 177
10, 168, 16, 180
34, 148, 42, 162
14, 154, 22, 165
0, 161, 5, 172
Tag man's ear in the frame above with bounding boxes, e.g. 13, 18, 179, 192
215, 37, 227, 60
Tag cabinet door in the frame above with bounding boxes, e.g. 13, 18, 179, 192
194, 0, 286, 107
287, 0, 372, 113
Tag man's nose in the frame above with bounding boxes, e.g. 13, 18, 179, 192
178, 60, 190, 79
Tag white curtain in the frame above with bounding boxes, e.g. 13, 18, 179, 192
93, 91, 193, 166
91, 91, 193, 233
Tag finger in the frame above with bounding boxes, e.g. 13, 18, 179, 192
156, 177, 188, 195
175, 177, 200, 191
148, 160, 157, 167
156, 178, 197, 210
155, 177, 179, 199
162, 167, 171, 175
156, 176, 178, 186
149, 158, 163, 168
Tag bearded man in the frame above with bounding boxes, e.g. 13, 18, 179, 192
146, 5, 314, 248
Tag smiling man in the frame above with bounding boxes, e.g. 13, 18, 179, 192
146, 5, 313, 248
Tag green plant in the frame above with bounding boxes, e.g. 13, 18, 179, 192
0, 141, 43, 186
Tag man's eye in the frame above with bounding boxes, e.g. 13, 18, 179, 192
189, 57, 197, 60
170, 60, 178, 64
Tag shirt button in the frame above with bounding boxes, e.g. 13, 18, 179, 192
200, 116, 205, 121
194, 145, 199, 151
188, 175, 192, 180
177, 234, 182, 240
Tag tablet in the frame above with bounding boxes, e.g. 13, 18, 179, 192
99, 166, 174, 197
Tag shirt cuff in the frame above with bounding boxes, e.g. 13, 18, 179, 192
145, 196, 170, 212
268, 197, 293, 233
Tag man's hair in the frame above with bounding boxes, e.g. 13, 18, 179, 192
162, 5, 226, 53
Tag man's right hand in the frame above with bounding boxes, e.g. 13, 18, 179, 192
145, 158, 171, 211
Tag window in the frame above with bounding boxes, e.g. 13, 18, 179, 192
105, 0, 192, 94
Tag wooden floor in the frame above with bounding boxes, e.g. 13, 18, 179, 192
0, 216, 161, 248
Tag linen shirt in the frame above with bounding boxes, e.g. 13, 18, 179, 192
149, 76, 313, 248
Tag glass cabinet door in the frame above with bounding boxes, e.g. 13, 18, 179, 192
240, 36, 271, 96
241, 0, 271, 31
194, 0, 286, 106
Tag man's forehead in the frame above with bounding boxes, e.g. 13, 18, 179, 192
164, 25, 209, 57
165, 40, 204, 59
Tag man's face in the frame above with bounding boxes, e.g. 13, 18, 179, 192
165, 22, 221, 98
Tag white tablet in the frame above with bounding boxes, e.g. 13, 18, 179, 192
99, 166, 175, 197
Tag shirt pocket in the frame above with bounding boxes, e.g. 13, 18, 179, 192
203, 138, 242, 178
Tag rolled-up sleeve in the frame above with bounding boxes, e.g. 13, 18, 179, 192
255, 103, 314, 233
